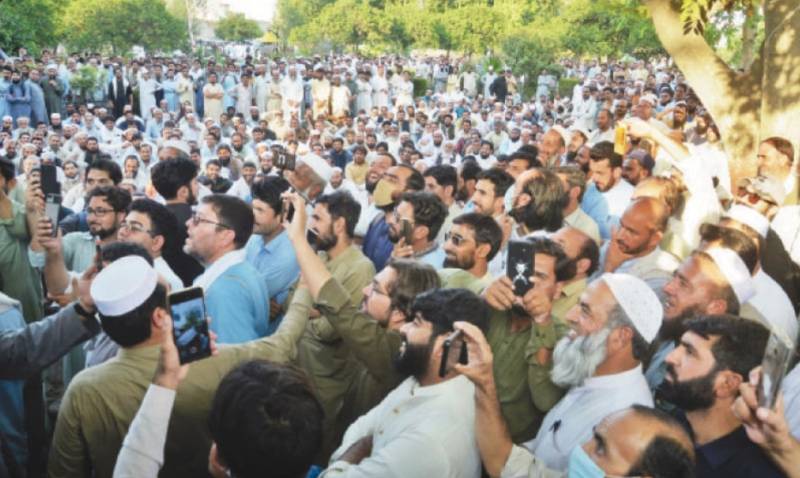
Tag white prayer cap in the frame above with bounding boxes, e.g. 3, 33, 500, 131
639, 94, 658, 106
601, 273, 663, 343
550, 125, 570, 147
91, 256, 158, 316
725, 204, 769, 238
46, 63, 58, 70
570, 126, 591, 141
704, 247, 756, 305
298, 153, 333, 183
162, 139, 191, 157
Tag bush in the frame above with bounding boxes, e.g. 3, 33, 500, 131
558, 77, 581, 99
413, 77, 429, 97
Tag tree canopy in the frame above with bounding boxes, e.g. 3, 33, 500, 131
60, 0, 187, 53
0, 0, 61, 56
215, 12, 264, 42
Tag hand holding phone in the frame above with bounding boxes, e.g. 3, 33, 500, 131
439, 329, 468, 378
168, 287, 212, 364
758, 333, 794, 410
506, 240, 534, 297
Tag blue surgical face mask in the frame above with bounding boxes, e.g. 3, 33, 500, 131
568, 445, 605, 478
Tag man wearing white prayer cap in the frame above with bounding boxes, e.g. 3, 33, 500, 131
287, 153, 332, 202
645, 237, 762, 391
49, 254, 309, 477
523, 273, 661, 472
713, 209, 799, 342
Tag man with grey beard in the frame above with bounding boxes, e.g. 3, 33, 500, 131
522, 273, 663, 471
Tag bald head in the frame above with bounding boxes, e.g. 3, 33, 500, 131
582, 406, 694, 477
625, 196, 669, 233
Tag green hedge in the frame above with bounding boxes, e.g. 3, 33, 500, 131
558, 78, 580, 99
413, 77, 429, 97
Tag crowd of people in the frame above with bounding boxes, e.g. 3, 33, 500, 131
1, 47, 800, 478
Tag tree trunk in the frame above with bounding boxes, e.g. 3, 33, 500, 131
644, 0, 800, 188
740, 6, 757, 70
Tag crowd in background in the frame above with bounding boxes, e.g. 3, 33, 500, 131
1, 48, 800, 478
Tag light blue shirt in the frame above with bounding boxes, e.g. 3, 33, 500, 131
205, 262, 271, 343
245, 231, 300, 306
418, 244, 446, 270
0, 305, 27, 467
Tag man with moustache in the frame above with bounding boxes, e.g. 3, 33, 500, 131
592, 197, 679, 292
321, 286, 489, 478
387, 191, 448, 269
581, 141, 634, 240
281, 190, 376, 461
439, 212, 502, 294
184, 194, 269, 343
660, 315, 784, 477
524, 273, 662, 471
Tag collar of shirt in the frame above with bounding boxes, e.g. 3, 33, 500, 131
193, 249, 246, 290
323, 245, 361, 270
581, 364, 644, 390
697, 426, 752, 469
116, 343, 160, 364
560, 277, 587, 300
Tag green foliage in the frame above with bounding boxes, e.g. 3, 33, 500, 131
679, 0, 757, 35
413, 77, 429, 97
558, 77, 580, 97
60, 0, 187, 54
215, 13, 263, 41
0, 0, 61, 55
561, 0, 664, 58
70, 65, 104, 104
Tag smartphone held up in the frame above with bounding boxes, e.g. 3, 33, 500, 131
168, 287, 212, 364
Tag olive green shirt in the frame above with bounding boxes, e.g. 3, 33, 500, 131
486, 310, 568, 443
438, 268, 494, 295
294, 246, 375, 461
551, 278, 587, 324
299, 276, 407, 464
0, 200, 43, 323
48, 300, 308, 478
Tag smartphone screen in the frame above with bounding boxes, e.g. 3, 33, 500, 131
41, 164, 61, 196
45, 195, 60, 237
758, 333, 794, 409
507, 239, 535, 297
400, 219, 414, 245
169, 287, 211, 364
439, 329, 468, 378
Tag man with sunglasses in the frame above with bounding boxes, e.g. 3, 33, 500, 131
440, 212, 502, 294
185, 194, 269, 344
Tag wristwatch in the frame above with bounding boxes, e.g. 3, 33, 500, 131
74, 302, 97, 319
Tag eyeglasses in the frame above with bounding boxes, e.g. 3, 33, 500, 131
119, 221, 153, 235
87, 207, 116, 217
444, 232, 471, 246
190, 213, 231, 229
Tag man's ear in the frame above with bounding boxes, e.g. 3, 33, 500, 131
208, 443, 229, 478
715, 370, 743, 399
613, 167, 623, 181
475, 242, 491, 261
152, 306, 170, 331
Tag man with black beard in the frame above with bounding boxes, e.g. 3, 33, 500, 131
659, 315, 783, 478
323, 287, 490, 477
645, 240, 758, 392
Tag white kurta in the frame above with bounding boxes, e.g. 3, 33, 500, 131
355, 79, 372, 112
395, 80, 414, 109
527, 365, 654, 472
330, 85, 350, 118
371, 75, 389, 109
322, 376, 481, 478
281, 77, 303, 119
202, 83, 224, 121
138, 77, 160, 121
